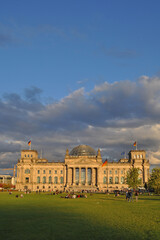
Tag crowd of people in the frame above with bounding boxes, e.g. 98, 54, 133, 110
10, 188, 144, 202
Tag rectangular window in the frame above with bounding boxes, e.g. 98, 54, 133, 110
43, 176, 46, 184
121, 177, 124, 184
54, 177, 58, 184
103, 177, 107, 184
25, 177, 29, 183
109, 170, 112, 174
121, 170, 123, 174
43, 170, 45, 174
115, 170, 118, 175
37, 170, 40, 174
60, 170, 63, 174
49, 170, 51, 174
49, 176, 52, 184
104, 170, 106, 174
37, 176, 40, 184
55, 170, 57, 174
115, 176, 119, 184
109, 177, 113, 184
60, 177, 63, 184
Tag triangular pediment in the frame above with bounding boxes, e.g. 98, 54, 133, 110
75, 158, 97, 164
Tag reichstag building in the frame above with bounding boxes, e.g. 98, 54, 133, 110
16, 145, 150, 192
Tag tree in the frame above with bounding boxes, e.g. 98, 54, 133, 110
126, 168, 142, 189
148, 168, 160, 194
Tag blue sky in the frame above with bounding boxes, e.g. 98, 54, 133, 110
1, 0, 160, 99
0, 0, 160, 170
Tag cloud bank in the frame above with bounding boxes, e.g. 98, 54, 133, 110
0, 75, 160, 170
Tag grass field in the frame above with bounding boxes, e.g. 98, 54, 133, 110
0, 192, 159, 240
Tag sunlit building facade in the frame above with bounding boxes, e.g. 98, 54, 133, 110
16, 145, 150, 192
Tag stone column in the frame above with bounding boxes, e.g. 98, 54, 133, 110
97, 168, 99, 187
68, 167, 72, 186
107, 166, 109, 190
143, 167, 149, 183
21, 167, 24, 184
85, 168, 88, 186
79, 167, 81, 185
73, 167, 76, 185
124, 168, 126, 184
112, 168, 115, 184
92, 168, 96, 186
63, 166, 66, 187
118, 168, 120, 184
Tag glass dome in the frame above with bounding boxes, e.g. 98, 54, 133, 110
69, 145, 97, 156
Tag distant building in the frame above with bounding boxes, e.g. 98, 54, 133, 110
0, 175, 16, 185
16, 145, 150, 192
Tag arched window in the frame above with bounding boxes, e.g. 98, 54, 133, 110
25, 169, 30, 174
54, 176, 58, 184
37, 176, 40, 184
60, 177, 63, 184
49, 176, 52, 184
103, 177, 107, 184
43, 176, 46, 184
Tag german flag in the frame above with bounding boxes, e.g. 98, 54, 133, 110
133, 141, 137, 147
102, 160, 107, 167
28, 140, 31, 146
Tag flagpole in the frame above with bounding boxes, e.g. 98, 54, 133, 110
107, 163, 108, 192
136, 141, 137, 150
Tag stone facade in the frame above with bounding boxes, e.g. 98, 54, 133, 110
16, 145, 150, 192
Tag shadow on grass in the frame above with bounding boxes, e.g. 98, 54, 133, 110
0, 193, 159, 240
0, 206, 157, 240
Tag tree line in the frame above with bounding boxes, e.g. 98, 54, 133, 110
126, 167, 160, 194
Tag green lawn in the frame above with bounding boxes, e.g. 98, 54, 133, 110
0, 192, 159, 240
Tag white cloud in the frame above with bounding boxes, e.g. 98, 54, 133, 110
1, 77, 160, 167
